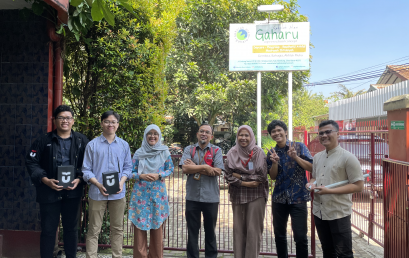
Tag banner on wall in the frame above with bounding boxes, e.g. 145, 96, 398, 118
343, 119, 356, 131
229, 22, 310, 72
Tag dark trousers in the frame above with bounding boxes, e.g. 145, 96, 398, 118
185, 200, 218, 258
272, 202, 308, 258
314, 215, 353, 258
39, 197, 81, 258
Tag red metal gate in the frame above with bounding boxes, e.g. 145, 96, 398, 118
307, 130, 388, 246
382, 158, 409, 257
61, 155, 316, 257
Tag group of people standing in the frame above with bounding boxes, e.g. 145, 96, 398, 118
26, 104, 363, 258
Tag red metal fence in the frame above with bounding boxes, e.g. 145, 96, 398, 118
62, 156, 317, 257
307, 130, 388, 246
382, 158, 409, 258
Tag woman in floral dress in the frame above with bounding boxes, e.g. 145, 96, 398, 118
128, 124, 174, 258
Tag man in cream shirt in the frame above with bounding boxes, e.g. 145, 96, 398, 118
306, 120, 363, 258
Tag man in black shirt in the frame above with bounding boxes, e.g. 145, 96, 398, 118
26, 105, 88, 258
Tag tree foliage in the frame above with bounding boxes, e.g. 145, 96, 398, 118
166, 0, 310, 129
266, 88, 328, 131
329, 84, 366, 102
23, 0, 138, 40
63, 0, 184, 150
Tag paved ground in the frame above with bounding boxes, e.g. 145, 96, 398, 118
60, 167, 384, 257
65, 229, 384, 257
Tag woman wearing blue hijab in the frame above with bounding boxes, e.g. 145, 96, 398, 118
129, 124, 174, 258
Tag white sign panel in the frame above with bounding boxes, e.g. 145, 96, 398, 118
229, 22, 310, 72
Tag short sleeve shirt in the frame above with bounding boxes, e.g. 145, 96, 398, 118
312, 145, 364, 220
179, 142, 224, 203
266, 140, 313, 204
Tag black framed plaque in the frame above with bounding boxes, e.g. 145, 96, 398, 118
102, 172, 120, 195
58, 165, 75, 189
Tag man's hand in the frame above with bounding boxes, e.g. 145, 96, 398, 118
241, 181, 261, 188
42, 177, 63, 191
96, 182, 109, 196
305, 182, 316, 192
266, 147, 279, 164
287, 141, 298, 159
67, 178, 80, 190
116, 177, 127, 194
184, 159, 196, 166
314, 186, 332, 195
205, 166, 215, 176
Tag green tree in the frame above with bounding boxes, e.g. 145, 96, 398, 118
63, 0, 184, 149
266, 88, 328, 130
166, 0, 310, 128
329, 84, 366, 102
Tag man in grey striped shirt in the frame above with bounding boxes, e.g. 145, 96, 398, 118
82, 111, 132, 258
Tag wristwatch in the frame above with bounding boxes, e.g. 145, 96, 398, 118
240, 175, 243, 180
158, 174, 162, 181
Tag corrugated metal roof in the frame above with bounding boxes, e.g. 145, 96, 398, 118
329, 80, 409, 120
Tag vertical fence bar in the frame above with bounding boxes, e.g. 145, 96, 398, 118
368, 133, 375, 238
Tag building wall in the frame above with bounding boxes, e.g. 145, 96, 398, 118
0, 10, 49, 231
329, 80, 409, 121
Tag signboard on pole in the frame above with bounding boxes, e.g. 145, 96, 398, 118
229, 22, 310, 72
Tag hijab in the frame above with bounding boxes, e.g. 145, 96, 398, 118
133, 124, 170, 174
226, 125, 266, 174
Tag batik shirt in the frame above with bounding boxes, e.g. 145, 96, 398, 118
266, 140, 313, 204
128, 155, 174, 230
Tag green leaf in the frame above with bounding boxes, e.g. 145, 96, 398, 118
79, 12, 87, 25
68, 18, 73, 31
85, 0, 93, 7
32, 2, 44, 16
100, 0, 115, 26
117, 0, 138, 18
73, 9, 80, 17
70, 0, 83, 7
91, 0, 104, 21
56, 24, 65, 36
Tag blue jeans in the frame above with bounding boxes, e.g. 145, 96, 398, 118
272, 202, 308, 258
39, 197, 81, 258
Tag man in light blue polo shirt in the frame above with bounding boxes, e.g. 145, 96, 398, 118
82, 111, 132, 258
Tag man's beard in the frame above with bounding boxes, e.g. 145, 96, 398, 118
200, 139, 207, 144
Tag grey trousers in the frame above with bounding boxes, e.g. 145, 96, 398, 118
232, 197, 266, 258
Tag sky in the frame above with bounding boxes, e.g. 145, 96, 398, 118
296, 0, 409, 98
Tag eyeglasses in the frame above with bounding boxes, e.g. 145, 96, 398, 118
103, 120, 118, 125
199, 130, 212, 135
147, 132, 159, 137
318, 130, 337, 136
56, 116, 73, 121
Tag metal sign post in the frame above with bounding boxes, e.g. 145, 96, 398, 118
288, 71, 293, 141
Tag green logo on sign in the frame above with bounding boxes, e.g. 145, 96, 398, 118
391, 121, 404, 130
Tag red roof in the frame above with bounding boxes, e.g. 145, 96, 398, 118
387, 64, 409, 80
